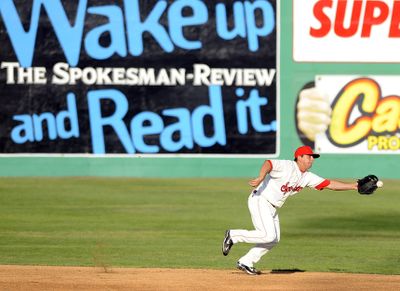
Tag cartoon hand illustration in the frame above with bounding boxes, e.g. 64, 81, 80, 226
296, 87, 332, 142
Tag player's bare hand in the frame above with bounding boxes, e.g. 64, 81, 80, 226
249, 178, 262, 188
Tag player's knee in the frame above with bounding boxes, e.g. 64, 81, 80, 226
261, 233, 278, 244
270, 237, 279, 245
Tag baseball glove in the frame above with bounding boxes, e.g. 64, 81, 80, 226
357, 174, 379, 195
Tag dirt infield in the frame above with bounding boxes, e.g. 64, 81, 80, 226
1, 265, 400, 291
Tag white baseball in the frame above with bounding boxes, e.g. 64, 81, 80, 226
377, 181, 383, 188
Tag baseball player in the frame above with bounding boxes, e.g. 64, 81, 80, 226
222, 145, 359, 275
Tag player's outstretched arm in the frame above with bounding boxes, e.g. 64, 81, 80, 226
249, 160, 272, 188
326, 180, 358, 191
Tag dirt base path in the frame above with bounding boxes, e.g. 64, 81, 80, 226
1, 265, 400, 291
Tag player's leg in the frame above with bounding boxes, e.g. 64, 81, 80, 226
238, 212, 280, 267
230, 194, 277, 244
222, 193, 277, 257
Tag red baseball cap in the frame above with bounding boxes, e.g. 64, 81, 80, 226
294, 146, 320, 159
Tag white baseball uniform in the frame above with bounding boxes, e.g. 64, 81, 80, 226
230, 159, 330, 267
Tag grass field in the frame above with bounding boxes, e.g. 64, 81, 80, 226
0, 177, 399, 275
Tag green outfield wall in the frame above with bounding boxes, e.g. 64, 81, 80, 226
0, 154, 397, 178
0, 1, 399, 178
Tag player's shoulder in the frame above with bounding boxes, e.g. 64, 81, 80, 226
269, 159, 293, 163
303, 170, 324, 181
269, 159, 296, 169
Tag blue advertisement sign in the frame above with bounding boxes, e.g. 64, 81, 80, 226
0, 0, 277, 155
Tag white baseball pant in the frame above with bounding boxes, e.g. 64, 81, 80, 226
229, 191, 280, 267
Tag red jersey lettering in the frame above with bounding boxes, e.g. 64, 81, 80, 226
280, 182, 304, 194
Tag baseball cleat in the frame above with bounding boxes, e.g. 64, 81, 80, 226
222, 230, 233, 256
236, 262, 261, 275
